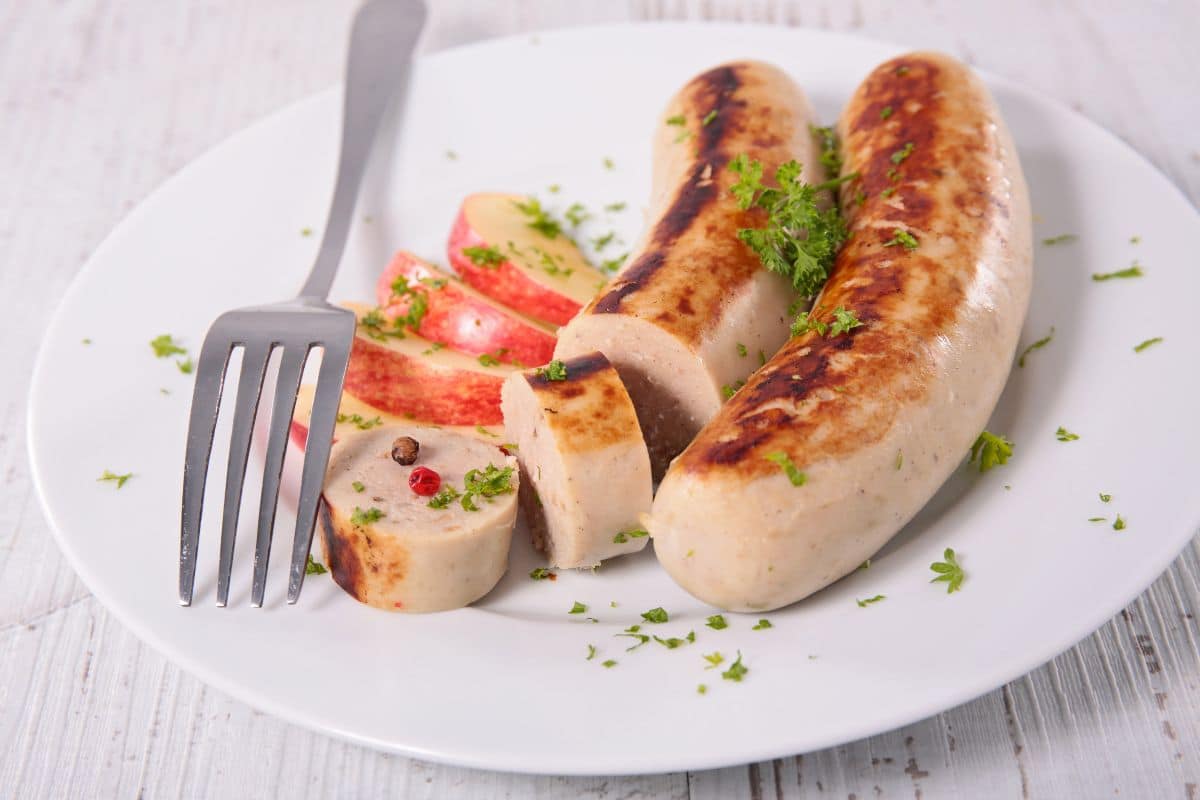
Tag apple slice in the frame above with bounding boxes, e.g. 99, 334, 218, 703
375, 250, 556, 367
289, 384, 505, 451
447, 193, 608, 326
340, 303, 516, 426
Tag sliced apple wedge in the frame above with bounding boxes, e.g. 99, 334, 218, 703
289, 384, 505, 451
447, 193, 608, 326
340, 303, 516, 426
375, 250, 557, 367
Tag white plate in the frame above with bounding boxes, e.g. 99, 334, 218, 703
28, 23, 1200, 775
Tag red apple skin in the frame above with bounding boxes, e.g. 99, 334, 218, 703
289, 420, 310, 451
342, 334, 506, 425
376, 251, 556, 366
447, 207, 582, 326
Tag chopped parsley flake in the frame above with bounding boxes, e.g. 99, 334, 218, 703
602, 659, 617, 668
564, 202, 590, 227
305, 555, 328, 575
1055, 426, 1080, 442
422, 342, 446, 356
705, 614, 728, 630
654, 633, 693, 649
856, 594, 886, 607
460, 463, 515, 511
1130, 235, 1141, 243
1088, 517, 1107, 523
969, 430, 1013, 472
600, 253, 628, 272
880, 105, 894, 119
890, 141, 915, 164
82, 338, 92, 345
1100, 493, 1112, 503
737, 343, 748, 357
640, 607, 669, 624
1092, 263, 1144, 281
591, 231, 616, 251
729, 154, 852, 298
586, 644, 596, 660
336, 413, 383, 430
721, 380, 745, 400
764, 451, 806, 486
1017, 327, 1054, 367
611, 528, 648, 544
896, 65, 910, 76
176, 357, 195, 374
883, 228, 919, 250
929, 548, 965, 593
350, 506, 384, 526
513, 197, 561, 239
569, 601, 587, 614
477, 351, 505, 367
752, 619, 773, 630
445, 150, 458, 160
721, 651, 749, 682
536, 359, 568, 381
1113, 514, 1127, 531
604, 201, 626, 212
530, 567, 555, 580
427, 486, 462, 510
150, 334, 186, 358
809, 124, 843, 177
703, 652, 725, 669
1134, 337, 1163, 353
896, 451, 904, 470
351, 480, 365, 493
97, 470, 133, 489
829, 306, 864, 336
1042, 234, 1078, 246
603, 157, 615, 170
697, 684, 708, 695
666, 114, 686, 126
462, 245, 506, 267
300, 227, 313, 237
701, 109, 718, 126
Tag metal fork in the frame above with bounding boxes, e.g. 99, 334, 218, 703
179, 0, 427, 607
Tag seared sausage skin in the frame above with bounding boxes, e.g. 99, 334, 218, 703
647, 52, 1033, 611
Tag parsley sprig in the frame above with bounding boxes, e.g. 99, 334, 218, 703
729, 155, 853, 299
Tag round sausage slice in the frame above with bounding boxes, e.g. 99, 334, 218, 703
320, 424, 518, 612
500, 353, 652, 568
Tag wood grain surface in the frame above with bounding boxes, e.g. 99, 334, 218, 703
1, 1, 1197, 797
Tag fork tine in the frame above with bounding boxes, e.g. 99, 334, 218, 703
179, 329, 236, 605
214, 342, 273, 607
249, 344, 311, 607
287, 339, 351, 603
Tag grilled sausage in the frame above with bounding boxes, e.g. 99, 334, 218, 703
646, 52, 1033, 611
501, 352, 652, 568
554, 61, 821, 477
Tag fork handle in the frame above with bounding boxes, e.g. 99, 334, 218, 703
298, 0, 427, 299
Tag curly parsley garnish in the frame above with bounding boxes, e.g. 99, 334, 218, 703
536, 359, 568, 381
1017, 327, 1054, 367
1055, 426, 1080, 442
706, 614, 728, 630
856, 594, 886, 607
883, 228, 919, 250
790, 305, 863, 338
1092, 263, 1144, 281
462, 245, 506, 267
721, 651, 749, 682
1134, 337, 1163, 353
929, 548, 964, 593
459, 464, 515, 512
765, 451, 806, 487
97, 470, 133, 489
530, 567, 555, 580
640, 607, 669, 624
969, 430, 1013, 472
305, 555, 328, 575
728, 155, 852, 298
350, 506, 384, 526
427, 486, 462, 510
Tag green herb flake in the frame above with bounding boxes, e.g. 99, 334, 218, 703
350, 506, 384, 526
1092, 263, 1144, 281
536, 359, 568, 381
512, 197, 562, 239
462, 245, 506, 267
564, 202, 590, 227
1113, 514, 1127, 531
1130, 235, 1141, 244
929, 547, 965, 593
890, 142, 915, 165
705, 614, 728, 630
477, 352, 502, 367
603, 157, 615, 170
856, 594, 886, 608
1134, 337, 1163, 353
1017, 327, 1055, 367
547, 184, 561, 194
880, 105, 894, 119
591, 231, 616, 251
351, 480, 365, 493
809, 124, 843, 177
336, 412, 383, 431
765, 451, 806, 487
896, 65, 910, 76
737, 343, 748, 358
697, 684, 708, 695
703, 651, 725, 669
1055, 426, 1080, 442
445, 149, 458, 160
728, 154, 852, 298
97, 470, 133, 489
82, 338, 92, 345
721, 651, 749, 682
300, 227, 313, 237
602, 659, 618, 668
427, 486, 462, 510
176, 358, 195, 374
969, 430, 1013, 472
666, 114, 686, 126
752, 619, 773, 630
586, 644, 596, 660
701, 109, 718, 126
1042, 233, 1078, 246
530, 567, 555, 581
828, 306, 863, 336
569, 601, 587, 615
600, 253, 628, 272
641, 607, 669, 624
604, 201, 627, 213
1088, 517, 1107, 523
882, 228, 919, 250
896, 451, 904, 470
721, 380, 745, 400
150, 334, 187, 358
653, 634, 691, 649
1100, 493, 1112, 503
305, 555, 328, 575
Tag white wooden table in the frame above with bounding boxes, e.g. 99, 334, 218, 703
2, 2, 1197, 797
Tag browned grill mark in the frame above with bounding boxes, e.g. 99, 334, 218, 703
593, 252, 664, 313
679, 53, 1006, 479
525, 351, 610, 388
321, 502, 365, 600
650, 161, 724, 245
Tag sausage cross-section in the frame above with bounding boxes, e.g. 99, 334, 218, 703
647, 52, 1033, 611
554, 61, 821, 477
501, 353, 653, 568
320, 425, 518, 612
